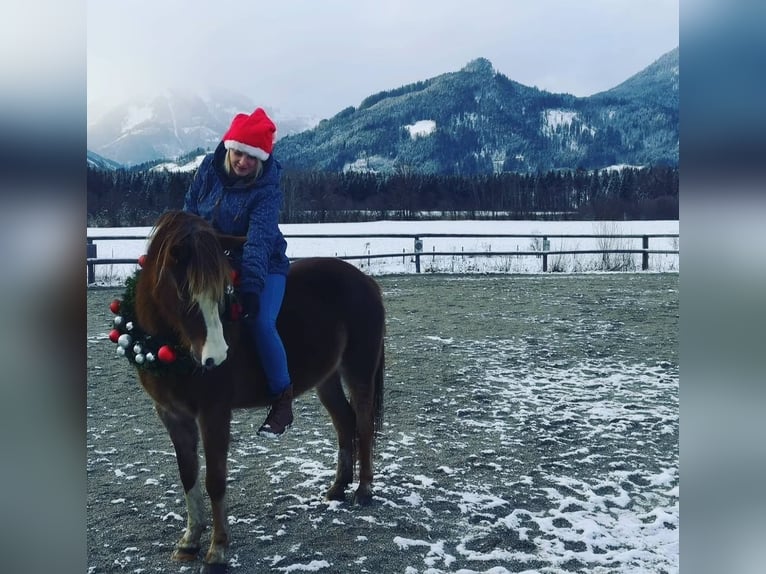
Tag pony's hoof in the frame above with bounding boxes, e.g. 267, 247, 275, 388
325, 484, 348, 502
204, 546, 228, 566
171, 546, 200, 561
353, 488, 374, 506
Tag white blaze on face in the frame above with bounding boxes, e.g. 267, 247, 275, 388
195, 294, 228, 367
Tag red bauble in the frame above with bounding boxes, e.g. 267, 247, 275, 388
108, 329, 120, 343
157, 345, 177, 364
109, 299, 121, 314
230, 269, 240, 285
138, 254, 147, 267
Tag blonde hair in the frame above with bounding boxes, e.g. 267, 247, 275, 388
224, 149, 263, 184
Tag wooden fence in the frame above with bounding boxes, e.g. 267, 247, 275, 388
86, 232, 679, 284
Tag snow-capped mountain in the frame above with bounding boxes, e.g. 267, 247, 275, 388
88, 49, 677, 174
87, 88, 318, 166
276, 48, 679, 175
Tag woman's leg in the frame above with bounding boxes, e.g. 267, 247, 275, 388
250, 274, 291, 395
248, 273, 293, 436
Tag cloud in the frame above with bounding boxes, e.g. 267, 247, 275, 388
88, 0, 678, 119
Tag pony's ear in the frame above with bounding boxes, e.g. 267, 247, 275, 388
217, 233, 246, 252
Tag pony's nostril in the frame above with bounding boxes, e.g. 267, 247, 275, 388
204, 357, 216, 370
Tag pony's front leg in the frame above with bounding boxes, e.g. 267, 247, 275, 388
174, 479, 206, 560
198, 408, 232, 565
155, 405, 206, 561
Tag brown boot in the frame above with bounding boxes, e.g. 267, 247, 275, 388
258, 385, 294, 437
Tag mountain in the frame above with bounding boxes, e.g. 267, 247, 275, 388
87, 150, 122, 170
275, 49, 678, 174
87, 49, 678, 174
594, 47, 679, 106
87, 88, 317, 166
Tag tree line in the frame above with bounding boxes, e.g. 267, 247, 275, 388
87, 165, 678, 227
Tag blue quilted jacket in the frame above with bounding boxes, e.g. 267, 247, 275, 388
183, 142, 289, 295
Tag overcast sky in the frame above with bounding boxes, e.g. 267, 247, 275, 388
87, 0, 678, 121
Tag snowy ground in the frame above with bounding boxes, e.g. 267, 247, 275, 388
87, 219, 679, 285
87, 273, 678, 573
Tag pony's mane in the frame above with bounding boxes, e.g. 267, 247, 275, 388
148, 211, 230, 304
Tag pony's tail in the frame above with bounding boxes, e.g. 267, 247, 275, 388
373, 343, 385, 441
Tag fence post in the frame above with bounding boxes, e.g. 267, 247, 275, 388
87, 239, 97, 284
542, 236, 549, 272
414, 237, 423, 273
642, 235, 649, 270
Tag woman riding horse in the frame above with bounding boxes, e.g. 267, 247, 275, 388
184, 107, 293, 437
127, 211, 385, 565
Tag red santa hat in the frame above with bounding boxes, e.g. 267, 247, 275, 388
222, 108, 277, 161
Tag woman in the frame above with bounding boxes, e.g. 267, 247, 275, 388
183, 107, 293, 436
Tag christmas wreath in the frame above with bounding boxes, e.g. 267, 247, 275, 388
108, 256, 243, 374
107, 266, 194, 374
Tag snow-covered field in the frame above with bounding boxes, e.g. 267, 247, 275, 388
87, 219, 678, 285
87, 272, 678, 573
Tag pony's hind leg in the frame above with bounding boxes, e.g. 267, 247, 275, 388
316, 372, 355, 501
342, 341, 384, 506
347, 380, 375, 506
154, 405, 206, 561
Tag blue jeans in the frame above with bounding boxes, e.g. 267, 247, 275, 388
246, 274, 291, 395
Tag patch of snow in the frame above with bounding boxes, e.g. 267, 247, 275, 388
542, 109, 577, 136
426, 336, 454, 344
342, 154, 393, 174
150, 154, 206, 173
405, 119, 436, 139
277, 559, 331, 572
604, 164, 644, 172
343, 157, 377, 174
413, 474, 436, 488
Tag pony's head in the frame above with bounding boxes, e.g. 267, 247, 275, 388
143, 211, 231, 369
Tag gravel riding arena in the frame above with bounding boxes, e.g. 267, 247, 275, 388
87, 272, 679, 574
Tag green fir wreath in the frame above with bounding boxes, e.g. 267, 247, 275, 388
108, 269, 195, 374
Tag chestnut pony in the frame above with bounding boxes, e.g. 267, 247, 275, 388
132, 211, 385, 566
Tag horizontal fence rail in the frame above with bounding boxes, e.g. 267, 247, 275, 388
87, 232, 679, 284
